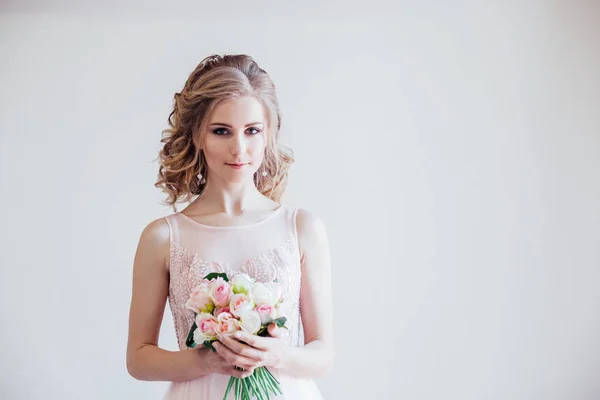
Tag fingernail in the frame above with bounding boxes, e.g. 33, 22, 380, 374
234, 332, 242, 339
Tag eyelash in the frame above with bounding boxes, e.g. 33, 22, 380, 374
212, 128, 261, 136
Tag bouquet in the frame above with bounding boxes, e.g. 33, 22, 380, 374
185, 272, 287, 400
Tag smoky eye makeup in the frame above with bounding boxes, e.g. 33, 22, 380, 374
210, 127, 262, 136
211, 127, 229, 136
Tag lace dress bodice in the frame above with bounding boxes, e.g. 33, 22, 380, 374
163, 204, 304, 351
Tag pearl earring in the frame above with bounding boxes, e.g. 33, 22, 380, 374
262, 170, 268, 177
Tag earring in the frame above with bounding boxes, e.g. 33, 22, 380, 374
197, 172, 206, 184
262, 170, 268, 177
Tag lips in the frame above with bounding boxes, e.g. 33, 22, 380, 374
226, 163, 247, 169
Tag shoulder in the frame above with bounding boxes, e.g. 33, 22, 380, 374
137, 217, 171, 261
294, 208, 329, 250
141, 216, 171, 243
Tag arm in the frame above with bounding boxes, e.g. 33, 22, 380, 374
126, 218, 249, 382
279, 208, 335, 378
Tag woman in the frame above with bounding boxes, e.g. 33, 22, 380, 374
126, 54, 334, 399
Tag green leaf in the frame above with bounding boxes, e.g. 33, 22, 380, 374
257, 326, 269, 337
204, 272, 229, 282
272, 317, 287, 328
185, 321, 198, 348
203, 340, 217, 352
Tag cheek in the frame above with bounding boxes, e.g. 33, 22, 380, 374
249, 136, 266, 159
202, 138, 226, 163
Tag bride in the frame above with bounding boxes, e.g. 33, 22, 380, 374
125, 54, 334, 399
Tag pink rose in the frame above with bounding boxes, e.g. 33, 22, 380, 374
229, 293, 255, 318
214, 312, 240, 337
255, 304, 277, 324
185, 282, 214, 314
193, 313, 218, 343
214, 306, 231, 317
208, 277, 232, 307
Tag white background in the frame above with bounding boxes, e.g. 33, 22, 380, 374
1, 1, 599, 399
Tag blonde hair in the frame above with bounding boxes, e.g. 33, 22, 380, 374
155, 54, 294, 211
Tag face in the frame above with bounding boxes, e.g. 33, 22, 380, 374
201, 96, 267, 184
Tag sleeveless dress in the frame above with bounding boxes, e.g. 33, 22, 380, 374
162, 204, 324, 399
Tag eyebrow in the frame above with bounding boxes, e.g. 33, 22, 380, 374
209, 122, 264, 128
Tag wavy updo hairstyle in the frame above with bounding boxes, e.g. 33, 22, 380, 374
155, 54, 294, 211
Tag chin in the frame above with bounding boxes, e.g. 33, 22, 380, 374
222, 172, 254, 184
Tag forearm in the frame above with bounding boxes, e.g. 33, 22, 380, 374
127, 344, 211, 382
278, 339, 334, 379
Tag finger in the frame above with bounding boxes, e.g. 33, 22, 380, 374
267, 323, 283, 338
233, 331, 269, 350
230, 365, 253, 379
213, 341, 257, 369
219, 334, 264, 361
235, 365, 255, 375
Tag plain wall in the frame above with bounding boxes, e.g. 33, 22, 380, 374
1, 2, 599, 399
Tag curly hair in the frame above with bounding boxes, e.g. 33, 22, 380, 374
154, 54, 294, 211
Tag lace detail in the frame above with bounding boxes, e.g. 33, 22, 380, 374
167, 232, 303, 350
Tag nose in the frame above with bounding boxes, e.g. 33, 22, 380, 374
230, 132, 247, 155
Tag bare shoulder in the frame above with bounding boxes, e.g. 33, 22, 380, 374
135, 216, 171, 269
141, 216, 170, 244
295, 208, 329, 250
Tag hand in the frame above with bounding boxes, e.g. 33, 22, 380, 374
196, 346, 254, 379
213, 323, 287, 372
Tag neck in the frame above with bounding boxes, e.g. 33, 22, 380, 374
193, 177, 266, 216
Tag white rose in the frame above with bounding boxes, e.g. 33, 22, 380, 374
271, 283, 283, 306
250, 282, 279, 306
231, 273, 255, 295
238, 310, 262, 335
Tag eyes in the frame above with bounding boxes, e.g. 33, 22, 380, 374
211, 127, 262, 136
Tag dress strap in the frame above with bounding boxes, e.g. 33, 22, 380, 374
163, 214, 180, 273
288, 205, 300, 241
284, 205, 302, 264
